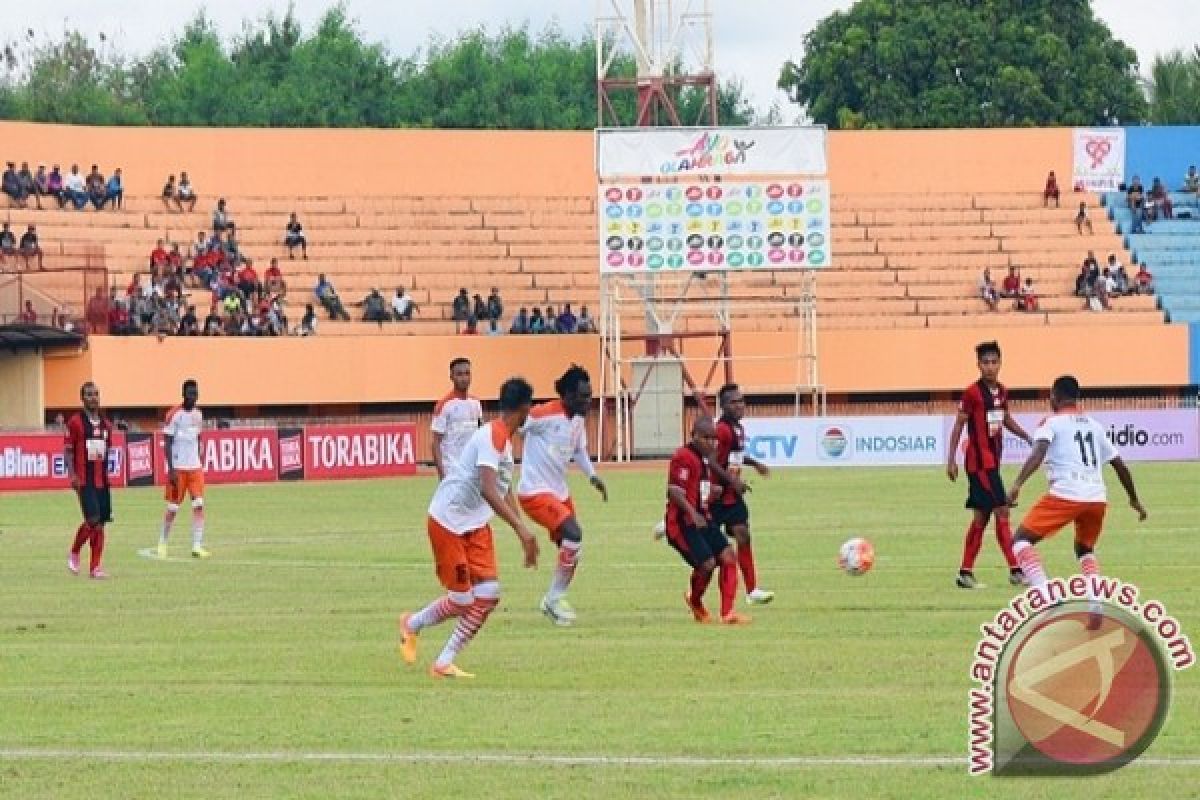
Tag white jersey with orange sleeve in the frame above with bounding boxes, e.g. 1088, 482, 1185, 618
163, 405, 204, 470
517, 400, 594, 501
428, 419, 515, 535
1033, 411, 1118, 503
430, 392, 483, 472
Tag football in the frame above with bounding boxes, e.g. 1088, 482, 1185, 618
838, 537, 875, 576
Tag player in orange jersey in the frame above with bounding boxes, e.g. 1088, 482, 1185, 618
158, 379, 209, 559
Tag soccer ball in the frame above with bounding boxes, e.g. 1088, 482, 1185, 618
838, 537, 875, 576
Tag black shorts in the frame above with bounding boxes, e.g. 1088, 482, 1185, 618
713, 498, 750, 531
668, 523, 730, 569
78, 485, 113, 525
966, 469, 1007, 512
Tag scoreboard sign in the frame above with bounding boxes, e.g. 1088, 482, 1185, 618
598, 180, 831, 274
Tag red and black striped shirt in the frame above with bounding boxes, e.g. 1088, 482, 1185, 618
959, 380, 1008, 473
65, 412, 113, 489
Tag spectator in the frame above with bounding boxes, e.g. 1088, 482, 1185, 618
213, 198, 234, 233
297, 303, 318, 336
19, 224, 44, 270
461, 314, 479, 335
1092, 271, 1112, 311
1074, 202, 1094, 235
577, 305, 597, 333
315, 273, 350, 320
1103, 268, 1119, 299
1112, 262, 1132, 296
108, 298, 133, 335
555, 302, 578, 333
86, 165, 107, 210
1185, 165, 1200, 196
391, 287, 415, 321
162, 175, 179, 211
472, 293, 488, 324
176, 171, 197, 212
1126, 176, 1145, 211
20, 300, 37, 324
1149, 177, 1174, 220
510, 306, 530, 334
203, 304, 223, 335
105, 168, 124, 210
18, 162, 42, 210
543, 305, 558, 332
979, 268, 999, 312
63, 165, 88, 210
1018, 278, 1039, 312
284, 212, 307, 259
1042, 170, 1060, 208
178, 305, 199, 335
363, 288, 389, 324
150, 239, 171, 271
529, 307, 546, 334
2, 161, 26, 208
451, 288, 471, 322
268, 299, 288, 336
85, 287, 110, 334
46, 165, 65, 209
1130, 196, 1147, 234
0, 222, 16, 262
486, 287, 503, 333
237, 258, 261, 303
223, 225, 241, 262
1135, 262, 1155, 295
999, 266, 1021, 299
264, 258, 287, 299
1074, 264, 1090, 298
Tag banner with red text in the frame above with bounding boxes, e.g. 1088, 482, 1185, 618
0, 431, 126, 491
1073, 128, 1126, 192
302, 423, 417, 480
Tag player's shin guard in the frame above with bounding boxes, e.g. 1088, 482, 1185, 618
88, 526, 105, 573
436, 581, 499, 667
736, 541, 757, 593
71, 523, 91, 554
409, 591, 473, 633
960, 521, 985, 572
718, 557, 738, 618
191, 500, 205, 547
1012, 540, 1047, 590
995, 516, 1019, 569
546, 540, 580, 603
161, 503, 179, 542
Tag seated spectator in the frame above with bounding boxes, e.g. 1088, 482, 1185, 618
461, 314, 479, 335
1074, 202, 1094, 235
108, 298, 133, 335
284, 212, 307, 259
556, 302, 578, 333
212, 198, 234, 232
1018, 277, 1039, 312
19, 225, 44, 270
391, 287, 415, 320
18, 162, 42, 210
451, 288, 471, 322
178, 305, 199, 335
223, 225, 241, 262
168, 243, 185, 274
315, 273, 350, 320
203, 304, 223, 335
20, 300, 37, 324
63, 164, 88, 210
1130, 197, 1147, 234
1185, 165, 1200, 195
237, 258, 261, 303
1126, 175, 1144, 211
2, 161, 27, 208
177, 171, 197, 212
577, 305, 597, 333
978, 268, 999, 312
85, 287, 110, 334
105, 168, 124, 210
150, 239, 171, 270
46, 165, 65, 209
529, 307, 546, 334
1108, 255, 1131, 296
472, 293, 488, 324
1135, 262, 1155, 295
363, 289, 389, 324
486, 288, 503, 333
999, 266, 1020, 299
542, 305, 558, 333
162, 175, 178, 211
1042, 170, 1060, 208
1074, 264, 1089, 297
1150, 177, 1174, 220
297, 303, 318, 336
86, 165, 108, 210
1094, 271, 1112, 311
264, 258, 287, 298
268, 299, 288, 336
0, 222, 17, 262
510, 306, 530, 334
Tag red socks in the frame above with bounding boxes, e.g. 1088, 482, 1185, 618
960, 521, 985, 571
718, 558, 737, 618
995, 516, 1018, 569
736, 543, 757, 593
689, 569, 713, 608
70, 523, 92, 554
88, 527, 106, 573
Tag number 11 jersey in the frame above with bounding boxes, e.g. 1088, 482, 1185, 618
1033, 411, 1118, 503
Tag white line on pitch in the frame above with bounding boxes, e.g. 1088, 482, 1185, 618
1, 748, 1199, 768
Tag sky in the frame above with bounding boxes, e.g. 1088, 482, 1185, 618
10, 1, 1200, 115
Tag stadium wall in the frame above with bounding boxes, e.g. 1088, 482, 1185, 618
1123, 125, 1200, 187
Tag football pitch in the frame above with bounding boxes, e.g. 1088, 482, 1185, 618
1, 464, 1197, 799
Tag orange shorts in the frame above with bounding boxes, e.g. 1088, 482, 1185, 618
1020, 494, 1108, 549
165, 468, 205, 505
519, 494, 576, 542
427, 516, 497, 593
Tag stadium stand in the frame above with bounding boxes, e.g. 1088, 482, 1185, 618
1107, 190, 1200, 324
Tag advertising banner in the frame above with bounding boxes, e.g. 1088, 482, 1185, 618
302, 423, 418, 480
1072, 128, 1126, 192
157, 428, 280, 486
278, 427, 305, 481
599, 180, 831, 274
0, 431, 125, 491
597, 126, 828, 179
741, 416, 945, 467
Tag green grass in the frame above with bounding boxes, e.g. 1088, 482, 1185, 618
1, 465, 1197, 799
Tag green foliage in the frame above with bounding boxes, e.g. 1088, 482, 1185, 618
778, 0, 1147, 129
0, 6, 753, 129
1148, 48, 1200, 125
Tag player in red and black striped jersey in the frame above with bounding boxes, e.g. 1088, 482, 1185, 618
63, 381, 115, 579
946, 341, 1032, 589
662, 417, 750, 625
714, 384, 774, 606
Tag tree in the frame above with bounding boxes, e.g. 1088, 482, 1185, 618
1148, 49, 1200, 125
778, 0, 1146, 129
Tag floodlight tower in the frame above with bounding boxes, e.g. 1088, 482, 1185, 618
596, 0, 718, 127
